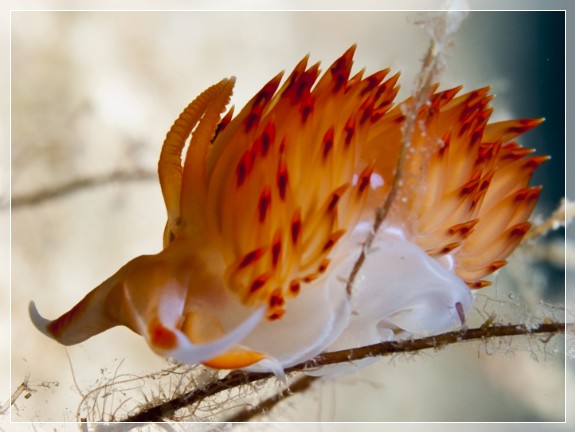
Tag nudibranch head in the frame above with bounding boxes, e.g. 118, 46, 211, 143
30, 45, 546, 374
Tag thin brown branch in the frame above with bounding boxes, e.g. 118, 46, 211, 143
8, 169, 156, 209
308, 322, 567, 366
122, 321, 567, 423
224, 374, 320, 422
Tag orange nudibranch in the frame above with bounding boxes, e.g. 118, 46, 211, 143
30, 45, 546, 374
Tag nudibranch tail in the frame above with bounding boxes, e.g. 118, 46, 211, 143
28, 265, 130, 345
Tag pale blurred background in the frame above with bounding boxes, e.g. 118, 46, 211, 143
4, 4, 570, 428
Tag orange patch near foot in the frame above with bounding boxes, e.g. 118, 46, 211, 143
202, 347, 266, 369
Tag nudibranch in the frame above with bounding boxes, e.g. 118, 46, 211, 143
30, 46, 546, 374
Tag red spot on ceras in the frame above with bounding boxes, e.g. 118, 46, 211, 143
268, 310, 285, 321
269, 289, 285, 309
509, 222, 531, 238
236, 149, 255, 186
291, 210, 302, 245
326, 184, 348, 213
300, 94, 315, 122
459, 100, 481, 124
459, 174, 480, 197
394, 114, 406, 124
458, 121, 471, 137
430, 87, 456, 113
344, 116, 355, 147
468, 280, 492, 289
250, 273, 271, 293
244, 104, 263, 133
489, 260, 507, 272
284, 64, 319, 123
505, 118, 543, 136
439, 243, 460, 254
318, 258, 330, 273
470, 130, 483, 147
375, 72, 400, 104
286, 64, 319, 105
322, 127, 334, 161
327, 192, 341, 213
243, 74, 282, 134
254, 75, 281, 107
239, 248, 266, 269
260, 121, 275, 157
288, 280, 301, 296
302, 273, 319, 283
322, 230, 345, 253
500, 144, 532, 161
360, 70, 388, 97
476, 142, 497, 165
357, 164, 374, 195
271, 231, 282, 268
459, 89, 482, 114
514, 186, 541, 203
258, 187, 272, 223
523, 155, 549, 170
213, 108, 234, 141
277, 160, 289, 200
369, 108, 385, 123
478, 175, 492, 192
359, 97, 374, 125
447, 220, 478, 239
329, 45, 354, 93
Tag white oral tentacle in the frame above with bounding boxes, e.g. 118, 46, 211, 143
163, 307, 266, 365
